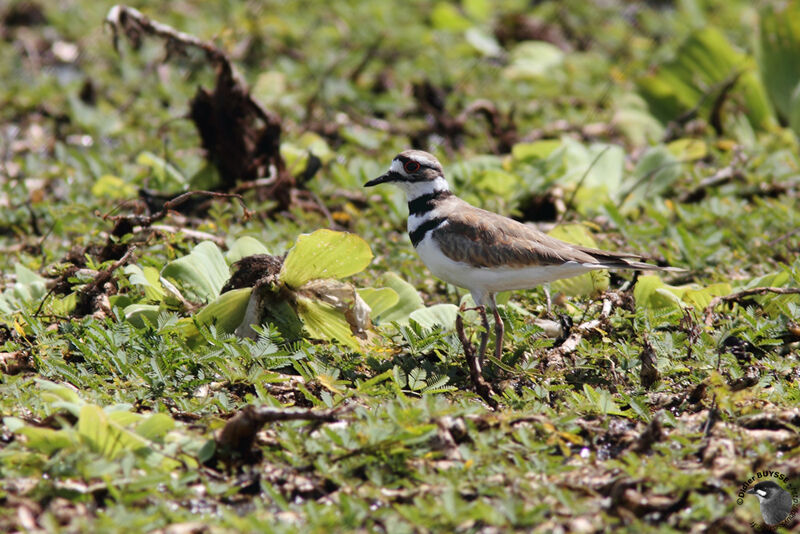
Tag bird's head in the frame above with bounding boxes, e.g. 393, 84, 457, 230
365, 150, 449, 199
746, 481, 785, 502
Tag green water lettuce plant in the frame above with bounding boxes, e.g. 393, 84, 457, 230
131, 230, 394, 350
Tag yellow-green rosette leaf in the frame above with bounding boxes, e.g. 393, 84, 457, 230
358, 287, 400, 323
634, 275, 687, 313
375, 272, 425, 325
177, 288, 253, 339
281, 230, 373, 289
294, 295, 360, 349
124, 265, 166, 301
161, 241, 229, 303
225, 236, 270, 265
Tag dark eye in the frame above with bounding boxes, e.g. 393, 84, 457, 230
404, 160, 421, 173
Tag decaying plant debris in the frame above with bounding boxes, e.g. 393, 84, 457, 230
104, 5, 326, 217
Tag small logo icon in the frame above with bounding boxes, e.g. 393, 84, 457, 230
737, 471, 798, 530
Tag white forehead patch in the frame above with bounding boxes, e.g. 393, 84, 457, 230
410, 153, 438, 168
392, 153, 440, 172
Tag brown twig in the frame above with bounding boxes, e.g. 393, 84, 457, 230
678, 166, 744, 203
103, 190, 251, 228
215, 404, 350, 464
73, 246, 137, 317
768, 227, 800, 247
149, 225, 226, 246
105, 5, 229, 70
704, 287, 800, 326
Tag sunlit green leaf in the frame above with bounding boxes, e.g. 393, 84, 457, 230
634, 275, 688, 312
281, 230, 373, 289
92, 174, 136, 199
757, 2, 800, 126
294, 295, 360, 349
125, 264, 165, 301
409, 303, 459, 332
358, 287, 400, 323
431, 2, 471, 30
504, 41, 564, 80
136, 151, 187, 191
178, 287, 253, 339
667, 138, 708, 161
511, 140, 562, 162
135, 413, 175, 441
5, 418, 72, 456
374, 272, 425, 325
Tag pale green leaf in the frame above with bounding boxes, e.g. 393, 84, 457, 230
465, 28, 502, 57
667, 138, 708, 161
179, 287, 253, 339
225, 236, 270, 265
511, 140, 562, 162
7, 418, 72, 456
92, 174, 136, 199
161, 241, 230, 303
136, 151, 186, 190
281, 230, 373, 289
683, 283, 732, 309
409, 303, 459, 332
135, 413, 175, 441
375, 272, 425, 325
123, 303, 161, 328
634, 275, 687, 312
504, 41, 564, 80
294, 295, 360, 349
357, 287, 400, 323
38, 380, 83, 407
431, 2, 471, 30
124, 264, 165, 301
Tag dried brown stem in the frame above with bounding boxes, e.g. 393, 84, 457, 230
74, 246, 137, 317
105, 5, 229, 72
704, 286, 800, 326
456, 313, 498, 409
215, 404, 349, 464
103, 190, 251, 228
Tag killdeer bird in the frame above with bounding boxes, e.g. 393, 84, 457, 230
746, 481, 793, 526
365, 150, 679, 400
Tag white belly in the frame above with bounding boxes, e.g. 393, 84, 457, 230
414, 235, 597, 296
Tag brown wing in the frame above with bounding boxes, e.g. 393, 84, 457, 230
433, 199, 657, 270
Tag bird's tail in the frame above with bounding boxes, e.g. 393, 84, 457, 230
610, 260, 685, 272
